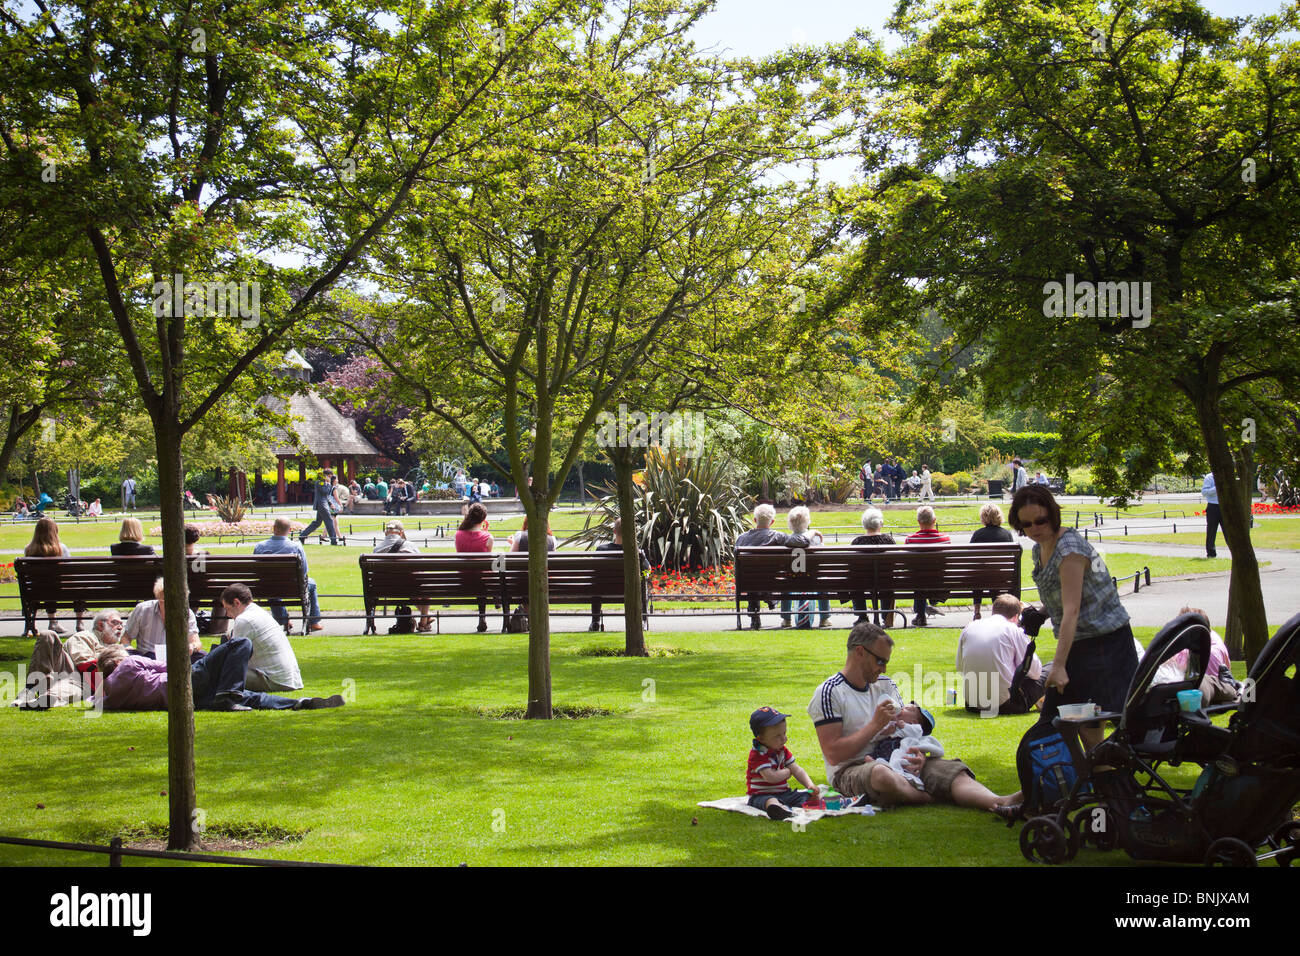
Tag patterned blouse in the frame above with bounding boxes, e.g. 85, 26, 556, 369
1031, 528, 1130, 640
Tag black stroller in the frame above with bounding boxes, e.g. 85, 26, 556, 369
1019, 610, 1300, 866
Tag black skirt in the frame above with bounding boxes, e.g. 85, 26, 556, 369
1039, 623, 1139, 721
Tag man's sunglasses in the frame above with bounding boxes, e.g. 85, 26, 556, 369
860, 645, 890, 667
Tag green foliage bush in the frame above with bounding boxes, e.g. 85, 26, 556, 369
930, 471, 960, 495
986, 432, 1060, 459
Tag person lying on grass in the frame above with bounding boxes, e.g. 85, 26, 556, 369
746, 706, 824, 820
96, 642, 343, 712
809, 621, 1023, 818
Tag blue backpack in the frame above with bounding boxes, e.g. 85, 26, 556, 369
1016, 720, 1084, 814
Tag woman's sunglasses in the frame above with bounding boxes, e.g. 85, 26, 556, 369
1017, 515, 1051, 528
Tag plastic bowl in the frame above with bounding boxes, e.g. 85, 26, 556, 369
1058, 702, 1098, 719
1177, 689, 1203, 713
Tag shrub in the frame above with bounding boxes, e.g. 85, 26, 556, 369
571, 445, 753, 571
952, 470, 977, 492
206, 494, 247, 523
930, 471, 960, 496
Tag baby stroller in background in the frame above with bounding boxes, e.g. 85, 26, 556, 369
1019, 610, 1300, 866
32, 492, 54, 516
62, 492, 85, 517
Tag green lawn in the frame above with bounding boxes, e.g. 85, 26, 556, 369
0, 623, 1233, 866
1123, 517, 1300, 551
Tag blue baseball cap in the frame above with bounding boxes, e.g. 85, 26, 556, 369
750, 706, 791, 736
917, 706, 936, 736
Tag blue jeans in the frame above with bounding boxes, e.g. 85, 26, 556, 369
782, 595, 830, 626
191, 639, 298, 710
270, 579, 321, 626
300, 507, 338, 544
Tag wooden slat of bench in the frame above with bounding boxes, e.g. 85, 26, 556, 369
15, 555, 307, 633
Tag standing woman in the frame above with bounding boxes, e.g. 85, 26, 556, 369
455, 503, 494, 633
25, 516, 71, 629
1009, 486, 1137, 751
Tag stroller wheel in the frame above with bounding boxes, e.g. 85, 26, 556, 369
1073, 806, 1120, 852
1272, 821, 1300, 867
1020, 816, 1069, 865
1204, 837, 1258, 868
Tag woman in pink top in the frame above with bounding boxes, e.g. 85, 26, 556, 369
455, 503, 494, 632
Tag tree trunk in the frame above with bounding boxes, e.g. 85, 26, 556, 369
0, 405, 43, 487
1195, 394, 1268, 663
524, 497, 553, 719
610, 445, 646, 657
156, 413, 200, 850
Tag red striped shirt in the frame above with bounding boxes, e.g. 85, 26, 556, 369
747, 744, 795, 795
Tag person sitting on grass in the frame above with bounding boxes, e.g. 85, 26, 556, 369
219, 583, 304, 693
808, 621, 1023, 817
96, 641, 342, 712
955, 593, 1044, 716
123, 577, 203, 661
746, 706, 820, 820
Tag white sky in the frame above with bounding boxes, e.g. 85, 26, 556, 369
689, 0, 1288, 57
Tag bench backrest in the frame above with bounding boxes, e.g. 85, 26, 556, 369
734, 543, 1022, 597
359, 551, 630, 606
15, 555, 306, 618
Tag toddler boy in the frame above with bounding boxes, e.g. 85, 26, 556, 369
746, 706, 817, 820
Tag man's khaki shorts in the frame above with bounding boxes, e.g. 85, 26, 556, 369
834, 756, 974, 803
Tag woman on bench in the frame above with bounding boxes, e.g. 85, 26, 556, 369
455, 503, 495, 633
24, 517, 71, 631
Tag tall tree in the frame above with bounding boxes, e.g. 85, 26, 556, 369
345, 0, 839, 714
0, 0, 559, 847
835, 0, 1300, 660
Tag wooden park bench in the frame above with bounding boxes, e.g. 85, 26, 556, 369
734, 543, 1023, 629
14, 554, 308, 636
359, 551, 651, 634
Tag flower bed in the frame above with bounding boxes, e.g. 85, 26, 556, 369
150, 520, 305, 538
0, 561, 15, 584
1253, 503, 1300, 516
650, 564, 735, 597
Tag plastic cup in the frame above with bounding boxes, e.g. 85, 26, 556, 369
1177, 689, 1203, 713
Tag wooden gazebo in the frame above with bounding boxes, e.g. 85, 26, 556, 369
258, 350, 385, 504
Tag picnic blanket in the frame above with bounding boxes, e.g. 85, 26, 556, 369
698, 796, 877, 823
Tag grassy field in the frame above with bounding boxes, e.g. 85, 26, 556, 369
0, 623, 1234, 867
1122, 517, 1300, 551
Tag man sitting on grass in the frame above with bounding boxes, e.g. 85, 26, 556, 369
808, 622, 1022, 817
955, 593, 1044, 716
219, 583, 304, 693
96, 641, 342, 712
123, 577, 204, 661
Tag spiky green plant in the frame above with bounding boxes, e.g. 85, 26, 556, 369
572, 446, 754, 571
205, 493, 247, 523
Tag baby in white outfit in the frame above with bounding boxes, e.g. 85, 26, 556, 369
869, 701, 944, 790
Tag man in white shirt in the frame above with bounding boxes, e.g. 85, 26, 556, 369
808, 622, 1022, 813
919, 465, 934, 501
220, 583, 303, 692
123, 578, 202, 658
955, 593, 1043, 716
